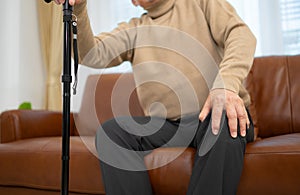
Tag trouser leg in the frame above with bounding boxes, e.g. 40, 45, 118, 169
187, 111, 254, 195
96, 117, 152, 195
96, 111, 253, 195
95, 116, 198, 195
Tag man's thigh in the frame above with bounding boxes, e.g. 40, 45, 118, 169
101, 114, 199, 151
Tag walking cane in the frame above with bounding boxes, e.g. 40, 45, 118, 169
44, 1, 79, 194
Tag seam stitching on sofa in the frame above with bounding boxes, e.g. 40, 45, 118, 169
246, 151, 300, 155
286, 56, 294, 134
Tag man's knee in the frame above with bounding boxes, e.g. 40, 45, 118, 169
217, 119, 247, 152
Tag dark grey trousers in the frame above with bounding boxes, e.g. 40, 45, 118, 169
95, 111, 254, 195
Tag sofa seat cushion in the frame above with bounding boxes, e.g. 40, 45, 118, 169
239, 133, 300, 195
246, 133, 300, 154
0, 136, 104, 194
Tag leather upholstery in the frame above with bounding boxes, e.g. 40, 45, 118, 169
0, 55, 300, 194
0, 110, 75, 143
245, 55, 300, 138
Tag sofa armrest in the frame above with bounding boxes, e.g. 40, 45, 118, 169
0, 110, 76, 143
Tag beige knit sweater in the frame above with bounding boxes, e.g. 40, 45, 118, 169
74, 0, 256, 120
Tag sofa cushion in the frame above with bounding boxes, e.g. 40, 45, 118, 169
247, 55, 300, 138
238, 133, 300, 195
0, 136, 104, 194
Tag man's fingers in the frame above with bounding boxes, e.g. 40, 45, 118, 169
53, 0, 76, 5
209, 89, 226, 135
69, 0, 75, 5
211, 104, 223, 135
236, 105, 248, 137
54, 0, 64, 4
199, 96, 211, 121
226, 104, 238, 138
207, 89, 250, 138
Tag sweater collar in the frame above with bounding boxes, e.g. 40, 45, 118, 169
146, 0, 175, 18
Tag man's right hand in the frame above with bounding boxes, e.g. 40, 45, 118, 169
53, 0, 83, 5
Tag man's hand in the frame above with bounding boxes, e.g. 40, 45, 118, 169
199, 89, 250, 138
53, 0, 82, 5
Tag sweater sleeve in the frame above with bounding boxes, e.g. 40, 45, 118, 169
73, 0, 137, 69
198, 0, 256, 93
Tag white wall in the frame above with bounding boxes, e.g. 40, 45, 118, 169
0, 1, 45, 113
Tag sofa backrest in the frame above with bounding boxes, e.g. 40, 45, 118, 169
74, 73, 144, 136
245, 55, 300, 138
76, 55, 300, 138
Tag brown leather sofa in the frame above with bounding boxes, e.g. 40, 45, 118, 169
1, 55, 300, 195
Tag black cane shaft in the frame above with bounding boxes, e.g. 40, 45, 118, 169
61, 2, 73, 195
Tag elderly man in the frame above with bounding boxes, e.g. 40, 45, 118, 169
55, 0, 256, 194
